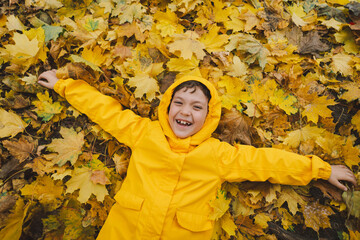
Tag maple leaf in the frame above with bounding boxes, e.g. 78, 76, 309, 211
168, 31, 206, 60
340, 82, 360, 102
6, 15, 25, 31
269, 89, 298, 115
117, 3, 146, 24
0, 108, 27, 138
341, 138, 360, 167
226, 56, 248, 77
209, 190, 231, 220
0, 199, 31, 240
288, 4, 308, 27
69, 54, 103, 73
81, 45, 107, 67
331, 52, 353, 76
127, 74, 159, 101
3, 32, 40, 64
334, 28, 360, 54
225, 33, 269, 69
351, 110, 360, 132
21, 175, 64, 211
3, 137, 35, 163
214, 108, 253, 145
154, 8, 184, 37
32, 91, 63, 122
220, 212, 237, 237
166, 56, 199, 72
254, 213, 272, 228
199, 25, 228, 53
112, 152, 130, 176
46, 127, 84, 166
302, 200, 334, 232
274, 186, 305, 215
42, 24, 64, 41
283, 125, 325, 148
65, 166, 109, 203
302, 96, 336, 123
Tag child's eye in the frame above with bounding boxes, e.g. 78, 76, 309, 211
174, 101, 182, 105
194, 106, 202, 110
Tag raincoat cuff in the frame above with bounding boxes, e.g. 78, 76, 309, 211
54, 78, 74, 98
309, 155, 332, 180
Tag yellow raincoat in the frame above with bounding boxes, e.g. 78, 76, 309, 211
54, 75, 332, 240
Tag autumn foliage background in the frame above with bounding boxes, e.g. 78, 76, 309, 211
0, 0, 360, 239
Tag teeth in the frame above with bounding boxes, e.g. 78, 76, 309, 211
176, 120, 191, 126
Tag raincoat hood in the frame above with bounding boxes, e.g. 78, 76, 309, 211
158, 76, 222, 151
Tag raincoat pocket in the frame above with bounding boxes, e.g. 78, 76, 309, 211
176, 210, 213, 232
114, 191, 144, 210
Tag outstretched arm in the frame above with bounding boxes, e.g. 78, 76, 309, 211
328, 165, 357, 191
38, 69, 59, 89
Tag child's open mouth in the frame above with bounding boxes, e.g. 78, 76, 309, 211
176, 119, 192, 126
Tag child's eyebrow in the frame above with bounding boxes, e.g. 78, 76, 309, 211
173, 96, 207, 105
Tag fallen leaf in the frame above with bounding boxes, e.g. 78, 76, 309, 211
46, 127, 84, 166
3, 137, 35, 162
302, 200, 334, 232
65, 166, 109, 203
0, 108, 27, 138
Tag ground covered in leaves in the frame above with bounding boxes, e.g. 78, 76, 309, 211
0, 0, 360, 239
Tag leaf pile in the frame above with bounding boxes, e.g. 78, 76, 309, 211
0, 0, 360, 239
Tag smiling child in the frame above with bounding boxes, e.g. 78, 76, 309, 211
38, 71, 357, 240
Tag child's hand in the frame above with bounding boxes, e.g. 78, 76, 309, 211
328, 165, 357, 191
38, 69, 59, 89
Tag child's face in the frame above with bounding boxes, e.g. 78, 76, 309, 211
168, 86, 208, 138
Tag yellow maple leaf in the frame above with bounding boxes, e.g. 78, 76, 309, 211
334, 28, 360, 54
220, 212, 237, 237
278, 208, 301, 230
0, 108, 27, 138
6, 15, 25, 31
127, 73, 159, 101
227, 56, 248, 77
46, 127, 84, 166
275, 186, 305, 215
199, 25, 228, 53
218, 75, 246, 111
32, 91, 63, 122
342, 138, 360, 167
349, 230, 360, 240
0, 199, 30, 240
302, 96, 336, 123
283, 125, 325, 148
212, 0, 231, 23
321, 18, 344, 31
303, 200, 334, 232
351, 110, 360, 132
166, 56, 199, 72
154, 9, 184, 37
254, 213, 272, 228
81, 45, 107, 67
209, 190, 231, 220
20, 175, 63, 211
66, 166, 109, 203
4, 32, 40, 64
168, 32, 206, 60
331, 52, 353, 76
340, 82, 360, 102
288, 4, 307, 27
269, 89, 298, 115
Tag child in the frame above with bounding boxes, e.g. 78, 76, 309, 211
38, 70, 356, 240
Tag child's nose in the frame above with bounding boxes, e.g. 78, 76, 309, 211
180, 106, 191, 115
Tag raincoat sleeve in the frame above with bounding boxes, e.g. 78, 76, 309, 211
54, 78, 150, 148
215, 142, 332, 185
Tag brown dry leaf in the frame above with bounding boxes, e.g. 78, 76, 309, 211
312, 180, 343, 201
3, 137, 36, 163
302, 200, 334, 232
90, 170, 110, 185
236, 215, 264, 236
215, 108, 254, 145
25, 156, 56, 176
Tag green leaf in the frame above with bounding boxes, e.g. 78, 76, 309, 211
42, 24, 64, 41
